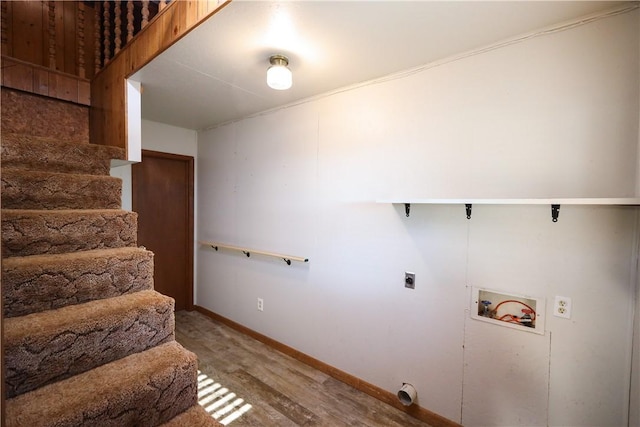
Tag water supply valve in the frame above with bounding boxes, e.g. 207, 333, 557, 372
480, 300, 492, 317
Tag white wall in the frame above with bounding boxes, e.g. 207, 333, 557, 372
110, 162, 133, 211
197, 9, 639, 426
141, 119, 198, 157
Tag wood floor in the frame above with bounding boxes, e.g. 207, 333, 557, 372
175, 310, 432, 427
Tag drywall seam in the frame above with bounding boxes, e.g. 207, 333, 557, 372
629, 211, 640, 426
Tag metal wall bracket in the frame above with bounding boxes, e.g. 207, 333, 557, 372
465, 204, 472, 219
551, 204, 560, 222
405, 203, 411, 217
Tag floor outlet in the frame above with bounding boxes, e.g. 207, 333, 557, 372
553, 296, 571, 319
257, 298, 264, 312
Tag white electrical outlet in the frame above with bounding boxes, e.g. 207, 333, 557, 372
257, 298, 264, 312
553, 296, 572, 319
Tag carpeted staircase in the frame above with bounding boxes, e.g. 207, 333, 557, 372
1, 89, 219, 426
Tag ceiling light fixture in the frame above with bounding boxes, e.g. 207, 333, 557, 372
267, 54, 292, 90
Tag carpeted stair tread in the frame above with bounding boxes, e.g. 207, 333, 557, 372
2, 209, 137, 258
4, 290, 175, 398
1, 168, 122, 210
3, 246, 154, 317
1, 132, 124, 175
2, 91, 202, 427
5, 340, 198, 427
161, 404, 223, 427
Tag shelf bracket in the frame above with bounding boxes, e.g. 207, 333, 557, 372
243, 251, 251, 257
405, 203, 411, 217
551, 204, 560, 222
283, 258, 292, 266
465, 204, 472, 220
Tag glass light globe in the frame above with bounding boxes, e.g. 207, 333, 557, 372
267, 60, 292, 90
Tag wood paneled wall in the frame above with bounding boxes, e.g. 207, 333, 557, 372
1, 56, 90, 105
1, 1, 96, 80
90, 0, 230, 151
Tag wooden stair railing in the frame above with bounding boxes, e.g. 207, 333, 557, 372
0, 1, 169, 105
95, 1, 167, 72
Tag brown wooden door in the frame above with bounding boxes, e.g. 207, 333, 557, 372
132, 150, 194, 311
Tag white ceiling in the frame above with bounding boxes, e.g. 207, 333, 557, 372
132, 0, 629, 131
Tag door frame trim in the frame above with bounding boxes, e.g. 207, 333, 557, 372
132, 149, 194, 311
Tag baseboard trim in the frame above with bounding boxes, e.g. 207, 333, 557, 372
193, 305, 461, 427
